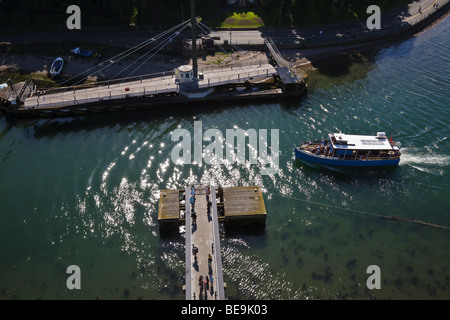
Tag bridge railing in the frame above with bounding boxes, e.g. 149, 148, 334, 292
25, 65, 277, 109
40, 70, 177, 96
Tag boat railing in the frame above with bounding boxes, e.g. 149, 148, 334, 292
337, 153, 400, 161
303, 147, 400, 161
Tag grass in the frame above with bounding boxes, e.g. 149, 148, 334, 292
0, 71, 57, 89
219, 11, 264, 29
206, 52, 233, 65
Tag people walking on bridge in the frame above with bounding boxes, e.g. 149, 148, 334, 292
209, 275, 214, 291
208, 253, 212, 266
191, 211, 197, 225
199, 275, 203, 292
192, 244, 198, 260
206, 184, 211, 201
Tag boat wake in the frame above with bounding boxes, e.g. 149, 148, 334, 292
400, 148, 450, 175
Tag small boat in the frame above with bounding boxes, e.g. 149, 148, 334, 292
50, 57, 64, 76
295, 132, 401, 167
70, 47, 94, 57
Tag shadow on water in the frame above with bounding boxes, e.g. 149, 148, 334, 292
303, 49, 382, 92
293, 159, 400, 181
5, 98, 306, 139
312, 52, 371, 78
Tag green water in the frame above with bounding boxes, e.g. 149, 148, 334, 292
0, 17, 449, 300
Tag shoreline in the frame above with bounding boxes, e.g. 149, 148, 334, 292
1, 1, 449, 86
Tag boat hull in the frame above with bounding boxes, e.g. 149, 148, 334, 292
50, 57, 64, 76
294, 148, 400, 167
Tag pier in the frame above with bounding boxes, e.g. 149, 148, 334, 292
158, 185, 266, 300
185, 184, 224, 300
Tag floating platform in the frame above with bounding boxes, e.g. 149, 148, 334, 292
158, 188, 186, 230
158, 185, 266, 230
218, 186, 266, 226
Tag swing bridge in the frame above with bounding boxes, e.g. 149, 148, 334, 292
0, 17, 306, 117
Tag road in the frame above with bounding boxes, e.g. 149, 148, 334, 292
210, 0, 448, 46
1, 0, 447, 48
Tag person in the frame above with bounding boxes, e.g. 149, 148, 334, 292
207, 200, 211, 214
190, 196, 195, 208
192, 244, 198, 258
199, 275, 203, 291
191, 211, 197, 224
208, 253, 212, 266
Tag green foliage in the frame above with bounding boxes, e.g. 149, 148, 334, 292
274, 0, 411, 27
220, 11, 264, 28
0, 0, 412, 30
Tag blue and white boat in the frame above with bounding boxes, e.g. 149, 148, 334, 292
50, 57, 64, 76
295, 132, 401, 167
70, 47, 94, 57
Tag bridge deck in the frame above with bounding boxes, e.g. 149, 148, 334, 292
23, 64, 276, 110
265, 37, 306, 84
185, 184, 224, 300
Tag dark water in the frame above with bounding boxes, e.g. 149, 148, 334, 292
1, 17, 449, 300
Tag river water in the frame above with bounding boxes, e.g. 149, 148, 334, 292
0, 16, 449, 300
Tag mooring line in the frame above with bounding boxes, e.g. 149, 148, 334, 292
272, 193, 450, 230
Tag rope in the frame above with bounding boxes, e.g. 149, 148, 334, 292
120, 22, 191, 80
86, 20, 190, 82
198, 22, 228, 54
272, 193, 450, 230
51, 19, 191, 89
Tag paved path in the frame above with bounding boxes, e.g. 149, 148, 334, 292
210, 0, 449, 47
185, 184, 224, 300
1, 0, 447, 48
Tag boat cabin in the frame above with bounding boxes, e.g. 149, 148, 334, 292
328, 132, 400, 160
